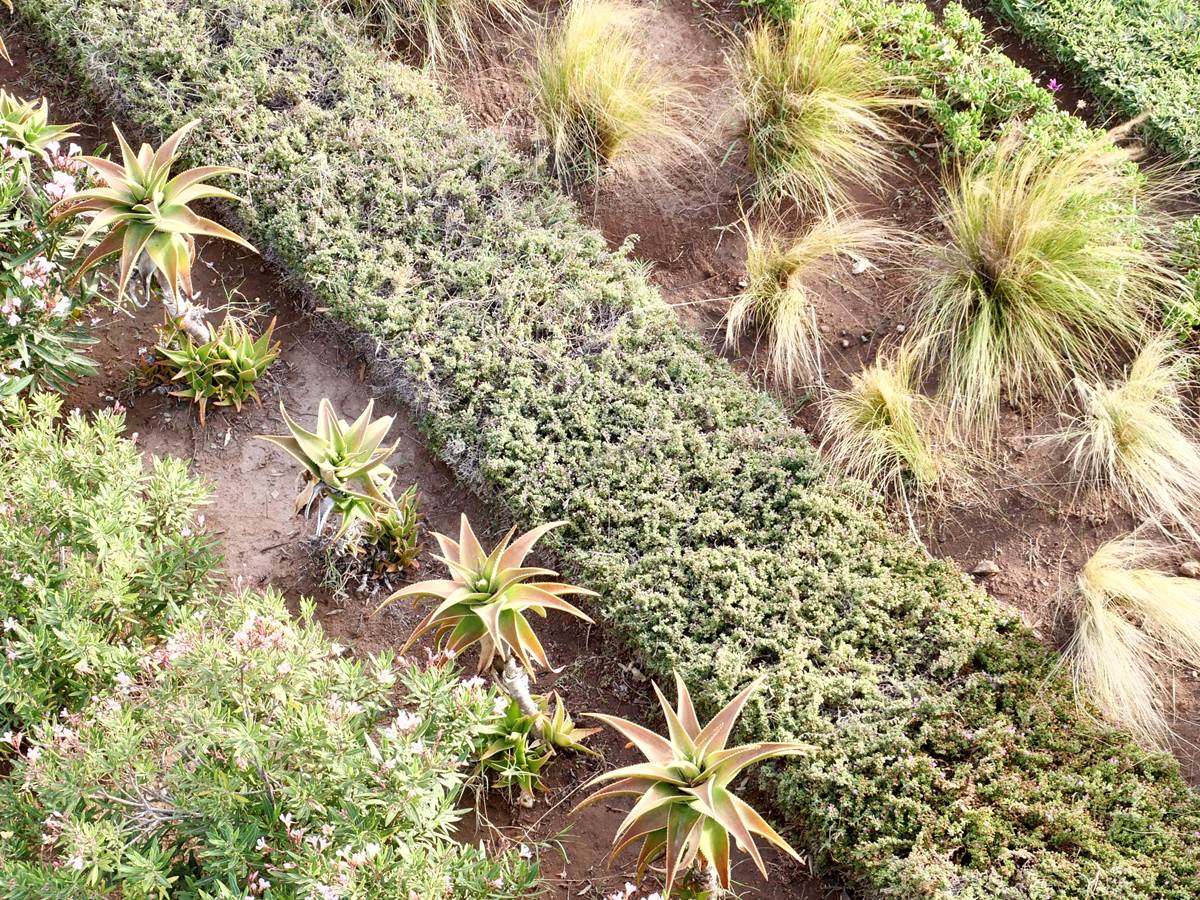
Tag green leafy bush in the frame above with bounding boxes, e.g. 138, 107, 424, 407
990, 0, 1200, 157
1166, 216, 1200, 339
800, 0, 1096, 159
0, 109, 100, 397
0, 590, 539, 898
0, 393, 216, 732
20, 0, 1200, 895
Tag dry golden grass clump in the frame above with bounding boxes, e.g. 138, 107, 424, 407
820, 347, 973, 507
529, 0, 695, 184
1054, 335, 1200, 541
910, 134, 1183, 434
725, 213, 887, 386
347, 0, 525, 63
1068, 537, 1200, 747
731, 0, 910, 211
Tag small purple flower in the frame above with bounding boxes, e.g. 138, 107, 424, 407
1047, 78, 1063, 94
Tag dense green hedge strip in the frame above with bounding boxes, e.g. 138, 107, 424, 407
18, 1, 1200, 896
988, 0, 1200, 157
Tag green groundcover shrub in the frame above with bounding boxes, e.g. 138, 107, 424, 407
0, 392, 217, 731
746, 0, 1095, 158
0, 589, 538, 898
18, 0, 1200, 896
989, 0, 1200, 157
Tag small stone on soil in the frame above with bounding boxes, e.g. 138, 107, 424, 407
972, 559, 1000, 577
1178, 560, 1200, 579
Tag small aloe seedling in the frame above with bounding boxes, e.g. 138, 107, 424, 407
50, 120, 255, 341
260, 398, 398, 541
378, 515, 595, 716
0, 90, 77, 155
541, 690, 600, 755
158, 316, 279, 426
578, 673, 810, 897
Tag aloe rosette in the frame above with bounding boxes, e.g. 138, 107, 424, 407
260, 398, 399, 540
579, 674, 810, 897
379, 515, 595, 714
50, 120, 255, 340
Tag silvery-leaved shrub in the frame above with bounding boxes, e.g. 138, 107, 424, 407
0, 590, 540, 898
0, 392, 217, 732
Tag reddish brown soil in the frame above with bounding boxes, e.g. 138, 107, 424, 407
440, 0, 1200, 775
3, 22, 828, 900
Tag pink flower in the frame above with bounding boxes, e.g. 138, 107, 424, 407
43, 171, 77, 201
1047, 78, 1063, 94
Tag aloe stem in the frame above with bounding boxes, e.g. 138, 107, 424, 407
149, 262, 211, 342
494, 654, 540, 719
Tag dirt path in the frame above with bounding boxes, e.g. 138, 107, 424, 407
3, 21, 831, 899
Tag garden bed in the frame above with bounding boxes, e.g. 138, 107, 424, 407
0, 26, 822, 900
11, 0, 1200, 897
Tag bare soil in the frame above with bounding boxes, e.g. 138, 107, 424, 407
3, 21, 829, 900
439, 0, 1200, 776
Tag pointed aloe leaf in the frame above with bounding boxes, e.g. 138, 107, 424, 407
458, 514, 486, 570
730, 792, 801, 862
673, 671, 702, 740
506, 584, 594, 622
691, 780, 765, 879
585, 713, 675, 764
653, 680, 697, 757
696, 677, 765, 755
497, 520, 566, 570
709, 741, 812, 787
150, 119, 200, 172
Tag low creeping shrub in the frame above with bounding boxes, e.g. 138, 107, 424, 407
530, 0, 695, 184
0, 392, 217, 732
731, 0, 910, 210
989, 0, 1200, 157
0, 589, 540, 898
25, 0, 1200, 894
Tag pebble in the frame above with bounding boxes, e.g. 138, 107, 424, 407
840, 338, 851, 349
972, 559, 1000, 577
1178, 560, 1200, 579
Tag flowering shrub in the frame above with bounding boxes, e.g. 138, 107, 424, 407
0, 392, 217, 731
0, 104, 102, 397
0, 590, 539, 899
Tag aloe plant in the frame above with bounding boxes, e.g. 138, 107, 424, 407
578, 674, 810, 897
50, 120, 254, 341
158, 315, 279, 425
0, 90, 76, 157
260, 398, 399, 541
378, 515, 595, 716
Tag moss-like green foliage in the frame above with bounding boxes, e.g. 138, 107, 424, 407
989, 0, 1200, 157
19, 0, 1200, 895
